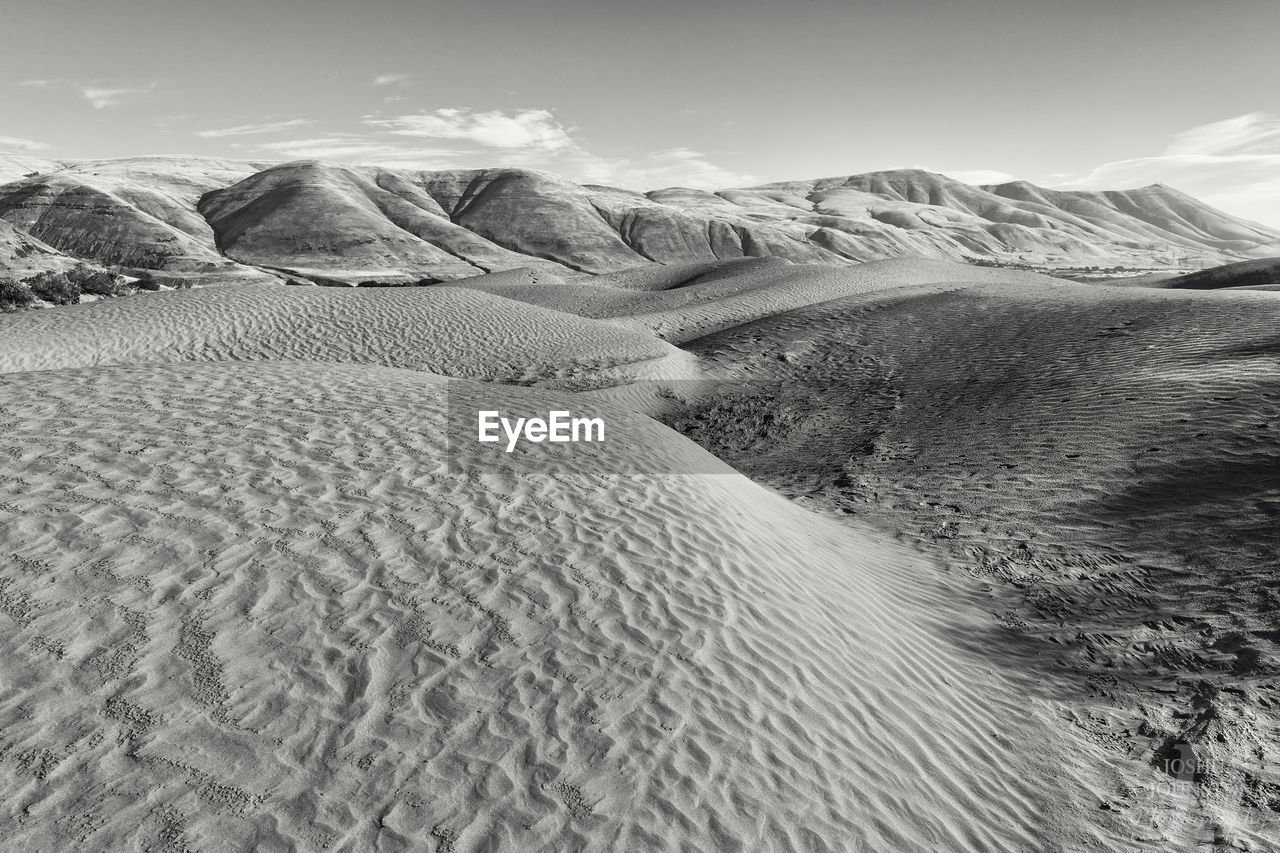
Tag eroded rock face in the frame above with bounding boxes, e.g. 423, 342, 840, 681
0, 170, 277, 287
416, 168, 648, 274
198, 161, 486, 284
0, 218, 89, 281
2, 156, 1279, 286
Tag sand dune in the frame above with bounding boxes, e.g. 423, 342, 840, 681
458, 256, 1066, 342
0, 283, 692, 384
2, 245, 1278, 849
0, 360, 1128, 852
661, 277, 1280, 847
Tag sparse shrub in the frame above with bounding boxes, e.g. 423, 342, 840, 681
25, 271, 81, 305
69, 266, 129, 297
0, 277, 35, 312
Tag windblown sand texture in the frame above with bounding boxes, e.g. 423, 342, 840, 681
2, 254, 1279, 851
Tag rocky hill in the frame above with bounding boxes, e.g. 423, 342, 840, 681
1119, 256, 1280, 291
2, 155, 1278, 286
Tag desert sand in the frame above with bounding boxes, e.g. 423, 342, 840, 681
2, 185, 1279, 850
0, 356, 1140, 852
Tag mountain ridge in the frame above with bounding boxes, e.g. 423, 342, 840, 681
2, 154, 1277, 287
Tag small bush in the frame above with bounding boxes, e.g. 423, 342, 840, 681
69, 266, 129, 297
25, 271, 81, 305
0, 277, 35, 311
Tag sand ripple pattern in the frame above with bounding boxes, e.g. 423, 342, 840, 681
0, 362, 1118, 852
0, 285, 691, 384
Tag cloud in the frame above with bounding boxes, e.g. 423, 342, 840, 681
570, 148, 756, 190
1053, 113, 1280, 228
373, 73, 411, 87
365, 109, 755, 187
16, 79, 52, 89
196, 119, 316, 139
369, 108, 575, 152
82, 83, 156, 109
252, 136, 463, 169
0, 135, 49, 152
249, 107, 751, 189
1164, 112, 1280, 157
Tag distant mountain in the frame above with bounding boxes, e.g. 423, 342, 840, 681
1, 155, 1277, 286
0, 158, 278, 286
198, 161, 571, 284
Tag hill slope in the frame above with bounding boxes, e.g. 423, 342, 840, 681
0, 218, 88, 280
3, 155, 1278, 286
0, 166, 278, 287
1116, 256, 1280, 291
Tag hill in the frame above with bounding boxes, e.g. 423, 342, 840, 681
1114, 256, 1280, 291
0, 166, 278, 287
0, 218, 89, 280
0, 152, 61, 184
3, 155, 1279, 288
198, 161, 572, 284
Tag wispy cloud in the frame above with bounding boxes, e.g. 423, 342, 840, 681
82, 83, 157, 109
0, 134, 49, 152
372, 73, 411, 87
245, 106, 752, 189
16, 79, 53, 89
569, 147, 756, 190
1163, 113, 1280, 157
369, 108, 575, 152
197, 119, 316, 139
1053, 113, 1280, 228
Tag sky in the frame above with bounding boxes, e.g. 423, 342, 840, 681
3, 0, 1279, 225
